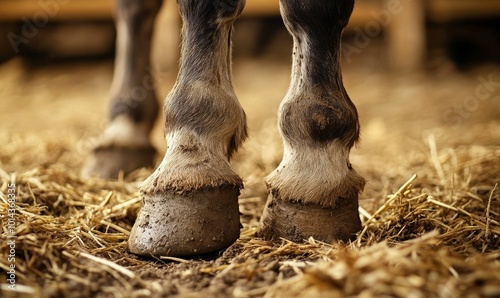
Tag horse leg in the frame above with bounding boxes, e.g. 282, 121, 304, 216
83, 0, 163, 179
259, 0, 365, 243
128, 0, 247, 257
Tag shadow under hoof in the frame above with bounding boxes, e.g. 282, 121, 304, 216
81, 145, 157, 179
129, 187, 241, 257
258, 195, 361, 244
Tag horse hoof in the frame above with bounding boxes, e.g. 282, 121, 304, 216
128, 186, 241, 257
258, 194, 361, 243
81, 145, 157, 179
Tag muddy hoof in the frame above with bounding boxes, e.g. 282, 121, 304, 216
258, 195, 361, 243
129, 186, 241, 257
81, 145, 157, 179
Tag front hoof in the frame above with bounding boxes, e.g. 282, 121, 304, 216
258, 195, 361, 243
81, 145, 157, 179
128, 187, 241, 257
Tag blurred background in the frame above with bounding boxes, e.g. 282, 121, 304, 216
1, 0, 499, 69
0, 0, 499, 174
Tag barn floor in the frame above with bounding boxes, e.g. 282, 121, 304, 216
0, 51, 499, 298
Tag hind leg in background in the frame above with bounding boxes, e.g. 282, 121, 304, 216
128, 0, 247, 257
82, 0, 163, 179
259, 0, 365, 243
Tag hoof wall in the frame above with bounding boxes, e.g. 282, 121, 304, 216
258, 195, 361, 243
129, 187, 241, 257
82, 145, 157, 179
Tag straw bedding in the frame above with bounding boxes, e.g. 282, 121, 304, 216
0, 122, 498, 298
0, 59, 499, 297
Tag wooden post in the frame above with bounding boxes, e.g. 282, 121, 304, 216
385, 0, 426, 71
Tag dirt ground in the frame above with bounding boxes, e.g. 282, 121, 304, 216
0, 40, 499, 298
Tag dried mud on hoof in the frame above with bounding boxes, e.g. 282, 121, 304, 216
128, 187, 241, 257
258, 195, 362, 243
81, 145, 157, 179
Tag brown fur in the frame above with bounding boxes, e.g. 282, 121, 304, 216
141, 0, 247, 195
265, 0, 364, 207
